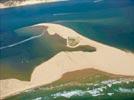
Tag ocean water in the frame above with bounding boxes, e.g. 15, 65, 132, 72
4, 68, 134, 100
0, 0, 134, 99
5, 78, 134, 100
0, 0, 134, 50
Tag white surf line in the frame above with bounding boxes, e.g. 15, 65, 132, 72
0, 33, 44, 50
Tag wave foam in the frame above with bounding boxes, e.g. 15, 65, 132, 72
117, 88, 134, 93
52, 86, 106, 98
107, 93, 114, 96
52, 90, 84, 98
32, 97, 42, 100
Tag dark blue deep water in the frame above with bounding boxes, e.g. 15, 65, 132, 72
0, 0, 134, 51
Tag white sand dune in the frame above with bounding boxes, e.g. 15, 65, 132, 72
0, 23, 134, 99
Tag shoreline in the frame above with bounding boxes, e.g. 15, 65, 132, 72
1, 68, 134, 100
0, 0, 67, 9
0, 23, 134, 99
4, 68, 134, 99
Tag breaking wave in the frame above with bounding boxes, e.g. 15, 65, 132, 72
116, 87, 134, 93
23, 79, 134, 100
51, 86, 106, 98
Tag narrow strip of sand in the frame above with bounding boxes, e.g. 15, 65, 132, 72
0, 0, 67, 9
0, 23, 134, 99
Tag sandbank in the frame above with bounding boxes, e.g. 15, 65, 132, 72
0, 23, 134, 99
0, 0, 67, 9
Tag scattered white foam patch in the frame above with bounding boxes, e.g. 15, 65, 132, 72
101, 80, 123, 88
0, 33, 44, 50
23, 79, 133, 99
117, 88, 134, 93
52, 86, 105, 98
32, 97, 42, 100
107, 84, 112, 87
52, 90, 84, 98
101, 80, 120, 84
101, 79, 134, 88
87, 88, 104, 96
123, 79, 134, 83
107, 93, 114, 96
101, 79, 134, 86
40, 79, 134, 99
102, 79, 133, 86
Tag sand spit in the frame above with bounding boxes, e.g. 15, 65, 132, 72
0, 23, 134, 99
0, 0, 67, 9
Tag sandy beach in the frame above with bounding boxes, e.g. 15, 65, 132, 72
0, 23, 134, 99
0, 0, 67, 9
